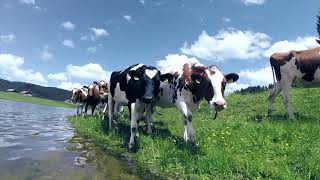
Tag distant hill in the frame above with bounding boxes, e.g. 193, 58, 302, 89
0, 78, 72, 101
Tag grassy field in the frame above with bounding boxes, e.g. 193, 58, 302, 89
69, 88, 320, 179
0, 91, 75, 108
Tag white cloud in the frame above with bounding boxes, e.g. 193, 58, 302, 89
0, 34, 15, 43
57, 81, 82, 90
241, 0, 266, 6
61, 21, 75, 30
81, 27, 109, 41
225, 65, 272, 93
263, 36, 318, 57
19, 0, 41, 10
221, 17, 231, 23
0, 54, 47, 85
123, 15, 132, 22
139, 0, 145, 4
181, 30, 271, 62
19, 0, 35, 5
40, 45, 53, 60
87, 47, 97, 53
47, 72, 67, 82
156, 54, 200, 73
66, 63, 111, 81
62, 39, 74, 48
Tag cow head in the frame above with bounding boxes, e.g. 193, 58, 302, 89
71, 87, 88, 102
127, 64, 171, 104
186, 64, 238, 111
204, 65, 238, 111
99, 80, 108, 92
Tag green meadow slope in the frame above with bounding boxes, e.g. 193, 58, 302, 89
69, 88, 320, 179
0, 91, 75, 108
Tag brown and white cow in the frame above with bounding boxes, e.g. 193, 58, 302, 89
268, 47, 320, 118
83, 82, 101, 116
71, 87, 88, 115
152, 63, 239, 143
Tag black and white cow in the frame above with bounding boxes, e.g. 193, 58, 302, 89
151, 63, 239, 143
108, 63, 171, 149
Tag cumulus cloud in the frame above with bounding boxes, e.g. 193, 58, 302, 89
181, 30, 271, 62
61, 21, 75, 30
0, 54, 47, 85
156, 54, 200, 73
221, 17, 231, 23
81, 27, 109, 41
139, 0, 145, 5
62, 39, 74, 48
19, 0, 41, 10
225, 65, 273, 93
47, 72, 67, 82
66, 63, 111, 81
123, 15, 132, 22
263, 36, 318, 57
0, 34, 15, 43
19, 0, 35, 5
57, 81, 82, 90
241, 0, 266, 6
40, 45, 53, 60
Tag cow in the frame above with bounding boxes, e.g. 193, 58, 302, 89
71, 87, 88, 115
268, 47, 320, 118
107, 63, 172, 149
150, 63, 239, 143
83, 82, 101, 116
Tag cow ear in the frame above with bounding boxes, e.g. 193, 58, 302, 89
225, 73, 239, 83
160, 73, 174, 82
83, 86, 88, 89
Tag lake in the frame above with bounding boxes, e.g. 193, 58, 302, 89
0, 99, 141, 180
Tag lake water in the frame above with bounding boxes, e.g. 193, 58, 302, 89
0, 99, 141, 180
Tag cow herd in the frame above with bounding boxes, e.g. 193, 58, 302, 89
70, 16, 320, 150
71, 62, 239, 149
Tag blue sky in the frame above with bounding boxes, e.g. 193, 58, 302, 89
0, 0, 319, 91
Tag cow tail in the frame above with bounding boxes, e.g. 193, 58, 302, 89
266, 62, 276, 102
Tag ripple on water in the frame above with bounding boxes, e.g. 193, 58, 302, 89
0, 137, 22, 148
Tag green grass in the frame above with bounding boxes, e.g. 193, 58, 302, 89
0, 91, 75, 108
69, 88, 320, 179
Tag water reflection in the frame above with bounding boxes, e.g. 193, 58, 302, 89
0, 99, 140, 180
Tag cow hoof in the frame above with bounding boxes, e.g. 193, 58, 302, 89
128, 143, 134, 151
288, 115, 295, 119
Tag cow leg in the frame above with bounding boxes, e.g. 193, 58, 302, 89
145, 104, 152, 135
102, 103, 108, 120
82, 103, 88, 117
108, 97, 114, 130
129, 103, 138, 150
92, 104, 96, 116
281, 82, 294, 118
76, 104, 80, 115
177, 102, 195, 143
268, 82, 282, 115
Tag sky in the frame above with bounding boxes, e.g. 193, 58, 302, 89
0, 0, 319, 91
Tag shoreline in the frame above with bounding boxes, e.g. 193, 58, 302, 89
0, 91, 75, 109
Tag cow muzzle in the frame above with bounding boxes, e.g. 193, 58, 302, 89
142, 96, 154, 104
213, 101, 227, 111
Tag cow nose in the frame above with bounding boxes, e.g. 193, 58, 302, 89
142, 96, 154, 103
213, 101, 226, 111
